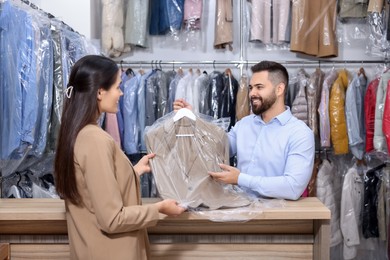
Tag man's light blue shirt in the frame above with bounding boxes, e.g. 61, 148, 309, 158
229, 107, 315, 200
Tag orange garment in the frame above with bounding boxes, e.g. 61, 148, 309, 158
329, 69, 349, 154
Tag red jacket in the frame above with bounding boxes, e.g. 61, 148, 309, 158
382, 80, 390, 150
364, 78, 379, 152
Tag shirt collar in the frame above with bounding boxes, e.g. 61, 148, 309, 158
255, 106, 292, 126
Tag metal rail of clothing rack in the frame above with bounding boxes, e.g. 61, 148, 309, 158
118, 59, 388, 76
118, 59, 387, 67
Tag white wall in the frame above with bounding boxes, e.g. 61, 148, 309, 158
29, 0, 93, 39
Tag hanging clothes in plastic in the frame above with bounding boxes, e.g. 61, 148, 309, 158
0, 0, 98, 198
145, 111, 251, 209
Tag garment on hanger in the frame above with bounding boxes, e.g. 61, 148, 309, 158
221, 68, 238, 130
290, 0, 338, 57
307, 68, 324, 143
339, 0, 368, 19
316, 159, 343, 247
382, 78, 390, 151
345, 71, 367, 160
362, 163, 386, 238
124, 0, 150, 47
318, 68, 338, 148
329, 69, 350, 154
373, 71, 390, 153
340, 166, 364, 260
214, 0, 233, 50
364, 77, 380, 153
235, 73, 250, 121
291, 69, 310, 125
145, 112, 251, 209
184, 0, 202, 30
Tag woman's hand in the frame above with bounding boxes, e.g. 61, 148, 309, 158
173, 98, 193, 112
156, 199, 186, 216
134, 153, 155, 176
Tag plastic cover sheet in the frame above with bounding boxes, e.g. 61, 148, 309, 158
338, 0, 368, 19
383, 75, 390, 150
214, 0, 233, 50
145, 110, 271, 221
183, 0, 202, 50
167, 0, 184, 40
235, 73, 250, 121
124, 0, 149, 48
367, 11, 390, 55
307, 68, 324, 139
329, 69, 350, 155
318, 69, 338, 148
373, 71, 390, 152
2, 154, 58, 198
191, 198, 286, 222
0, 1, 37, 175
31, 9, 53, 158
362, 163, 384, 238
337, 3, 370, 48
291, 69, 310, 125
290, 0, 338, 57
249, 0, 272, 44
101, 0, 130, 57
345, 72, 367, 160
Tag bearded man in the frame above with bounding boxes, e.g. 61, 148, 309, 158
174, 61, 314, 200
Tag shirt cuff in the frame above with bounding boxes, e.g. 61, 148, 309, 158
238, 172, 253, 189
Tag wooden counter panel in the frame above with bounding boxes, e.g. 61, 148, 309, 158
0, 198, 331, 221
148, 219, 313, 234
149, 234, 313, 244
9, 243, 314, 260
0, 220, 67, 235
150, 243, 313, 260
0, 243, 9, 260
0, 219, 312, 235
10, 244, 69, 260
0, 200, 65, 221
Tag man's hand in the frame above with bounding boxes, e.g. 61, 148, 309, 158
173, 98, 193, 112
134, 153, 155, 176
208, 164, 240, 185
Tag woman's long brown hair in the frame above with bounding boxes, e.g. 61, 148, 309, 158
54, 55, 119, 205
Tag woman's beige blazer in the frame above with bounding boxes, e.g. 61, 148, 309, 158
66, 124, 159, 260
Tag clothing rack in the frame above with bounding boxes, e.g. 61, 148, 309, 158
119, 59, 388, 70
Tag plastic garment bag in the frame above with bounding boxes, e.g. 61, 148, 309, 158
329, 69, 350, 155
145, 111, 251, 210
290, 0, 338, 57
214, 0, 233, 50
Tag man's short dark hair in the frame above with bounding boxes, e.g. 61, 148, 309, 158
250, 61, 289, 88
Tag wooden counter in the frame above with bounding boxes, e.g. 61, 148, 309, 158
0, 197, 330, 260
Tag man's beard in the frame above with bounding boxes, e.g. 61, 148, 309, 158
251, 92, 277, 115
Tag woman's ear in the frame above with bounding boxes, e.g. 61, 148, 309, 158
97, 88, 104, 101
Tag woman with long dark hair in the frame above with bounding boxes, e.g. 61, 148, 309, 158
55, 55, 185, 260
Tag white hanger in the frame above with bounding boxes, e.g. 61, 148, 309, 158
173, 108, 196, 121
7, 185, 21, 198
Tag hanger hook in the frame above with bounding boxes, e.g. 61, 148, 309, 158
213, 60, 216, 70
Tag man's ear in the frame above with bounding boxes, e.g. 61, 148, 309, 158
276, 83, 285, 97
